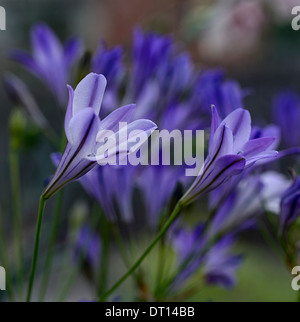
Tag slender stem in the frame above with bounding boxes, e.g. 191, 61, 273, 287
26, 195, 47, 302
38, 191, 64, 301
99, 202, 183, 302
9, 145, 24, 290
97, 210, 110, 297
111, 224, 132, 269
57, 261, 82, 302
154, 236, 166, 295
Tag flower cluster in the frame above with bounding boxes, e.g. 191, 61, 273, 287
7, 23, 300, 302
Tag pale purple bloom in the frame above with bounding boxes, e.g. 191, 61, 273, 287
273, 91, 300, 148
203, 236, 242, 288
138, 166, 184, 227
132, 28, 172, 97
191, 70, 246, 119
79, 165, 135, 222
209, 177, 263, 236
180, 107, 278, 205
74, 225, 101, 267
3, 73, 50, 130
92, 42, 124, 88
209, 172, 290, 235
11, 23, 83, 105
170, 225, 241, 290
280, 176, 300, 232
43, 73, 157, 199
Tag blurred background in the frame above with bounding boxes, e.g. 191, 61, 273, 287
0, 0, 300, 301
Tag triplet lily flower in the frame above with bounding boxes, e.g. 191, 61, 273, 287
74, 225, 101, 268
11, 23, 83, 105
170, 225, 241, 290
43, 73, 157, 200
180, 106, 278, 205
3, 73, 50, 130
280, 176, 300, 232
273, 91, 300, 148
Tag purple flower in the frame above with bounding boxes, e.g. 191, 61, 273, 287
79, 165, 135, 222
280, 176, 300, 232
3, 73, 50, 130
273, 91, 300, 148
43, 73, 157, 199
11, 23, 83, 105
170, 225, 241, 290
203, 236, 242, 288
138, 165, 184, 227
210, 172, 290, 235
74, 226, 101, 267
92, 42, 124, 88
191, 70, 246, 119
132, 28, 172, 97
180, 106, 278, 205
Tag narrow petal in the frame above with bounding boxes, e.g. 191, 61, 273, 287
241, 137, 276, 158
3, 73, 49, 129
10, 50, 41, 76
208, 105, 221, 154
200, 155, 246, 194
209, 125, 234, 162
98, 104, 136, 133
73, 73, 107, 116
116, 119, 157, 151
31, 23, 63, 65
222, 108, 251, 152
64, 37, 83, 69
50, 152, 62, 167
67, 108, 97, 146
181, 155, 245, 205
245, 150, 278, 167
64, 85, 74, 139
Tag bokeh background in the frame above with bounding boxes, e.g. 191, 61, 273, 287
0, 0, 299, 301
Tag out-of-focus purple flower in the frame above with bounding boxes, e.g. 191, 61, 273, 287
131, 28, 172, 97
79, 165, 135, 223
180, 107, 278, 205
209, 172, 290, 235
11, 23, 83, 105
273, 91, 300, 148
92, 42, 124, 88
280, 176, 300, 232
74, 225, 101, 267
192, 70, 246, 119
138, 166, 184, 227
203, 235, 242, 288
170, 225, 241, 290
44, 73, 157, 199
3, 73, 50, 130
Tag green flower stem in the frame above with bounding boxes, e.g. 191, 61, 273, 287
97, 210, 110, 297
26, 195, 47, 302
110, 224, 132, 270
154, 235, 166, 295
38, 191, 64, 301
110, 222, 149, 299
56, 256, 83, 302
99, 202, 183, 302
9, 144, 24, 291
